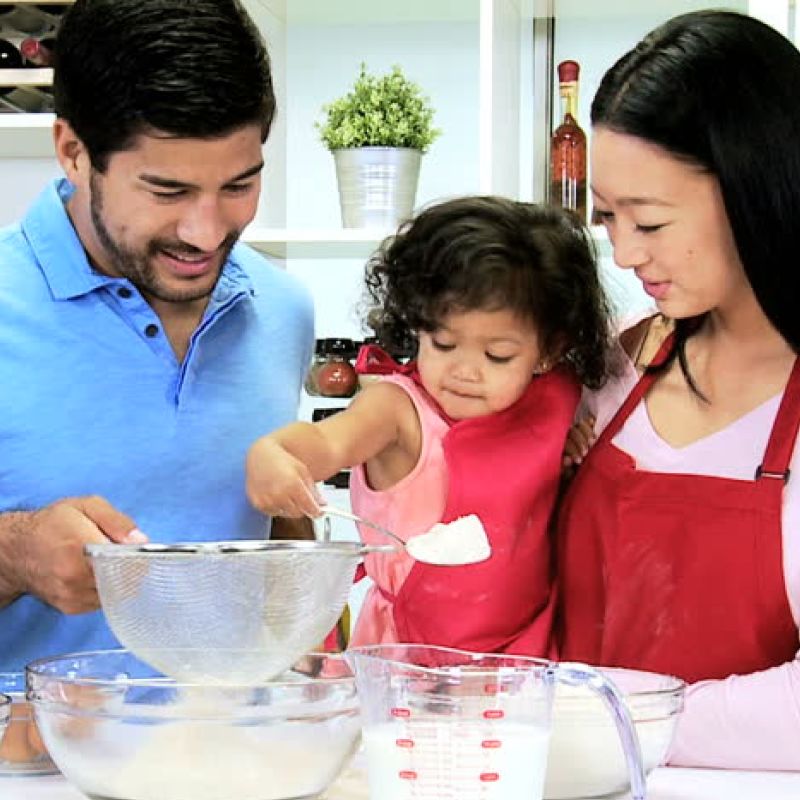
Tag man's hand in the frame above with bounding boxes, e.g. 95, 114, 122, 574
1, 496, 144, 614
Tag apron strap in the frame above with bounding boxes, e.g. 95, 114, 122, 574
595, 332, 676, 446
597, 329, 800, 483
756, 356, 800, 481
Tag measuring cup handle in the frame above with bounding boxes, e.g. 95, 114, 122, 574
549, 662, 648, 800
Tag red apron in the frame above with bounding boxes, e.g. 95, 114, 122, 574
557, 336, 800, 683
390, 366, 580, 657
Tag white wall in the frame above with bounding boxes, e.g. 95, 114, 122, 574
0, 157, 63, 226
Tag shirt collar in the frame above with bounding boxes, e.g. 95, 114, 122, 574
21, 178, 255, 302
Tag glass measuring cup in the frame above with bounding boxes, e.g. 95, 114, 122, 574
346, 644, 646, 800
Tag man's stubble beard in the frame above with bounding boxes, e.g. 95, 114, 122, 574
88, 171, 238, 305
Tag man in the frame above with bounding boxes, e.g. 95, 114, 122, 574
0, 0, 314, 670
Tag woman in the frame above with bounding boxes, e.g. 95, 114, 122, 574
557, 10, 800, 770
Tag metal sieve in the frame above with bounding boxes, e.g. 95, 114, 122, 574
85, 540, 387, 684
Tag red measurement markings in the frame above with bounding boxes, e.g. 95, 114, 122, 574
395, 738, 415, 749
391, 707, 411, 718
480, 772, 500, 782
483, 709, 504, 719
398, 770, 418, 781
481, 739, 502, 749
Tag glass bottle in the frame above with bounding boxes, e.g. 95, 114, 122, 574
550, 59, 587, 222
0, 38, 22, 99
20, 37, 55, 67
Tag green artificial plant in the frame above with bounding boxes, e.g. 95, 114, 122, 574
317, 63, 441, 152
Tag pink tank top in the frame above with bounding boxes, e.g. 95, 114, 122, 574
348, 374, 450, 645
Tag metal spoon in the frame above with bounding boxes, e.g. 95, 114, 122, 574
321, 505, 407, 550
322, 505, 491, 566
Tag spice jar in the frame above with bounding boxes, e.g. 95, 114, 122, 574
316, 338, 358, 398
304, 339, 327, 396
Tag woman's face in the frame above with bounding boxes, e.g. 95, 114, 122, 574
590, 127, 751, 319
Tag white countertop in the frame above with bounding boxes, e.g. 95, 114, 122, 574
1, 763, 798, 800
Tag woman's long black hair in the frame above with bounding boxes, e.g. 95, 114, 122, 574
592, 11, 800, 386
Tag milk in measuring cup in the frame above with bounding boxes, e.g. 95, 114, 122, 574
362, 719, 549, 800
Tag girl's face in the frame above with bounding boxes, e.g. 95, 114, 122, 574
416, 307, 543, 420
590, 127, 751, 319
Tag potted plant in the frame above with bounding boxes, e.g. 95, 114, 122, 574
317, 63, 441, 229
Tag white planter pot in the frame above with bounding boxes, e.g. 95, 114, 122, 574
332, 147, 422, 229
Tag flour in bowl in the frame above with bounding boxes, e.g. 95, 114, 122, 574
405, 514, 491, 565
47, 688, 361, 800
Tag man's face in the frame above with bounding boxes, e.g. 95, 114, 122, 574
75, 125, 264, 304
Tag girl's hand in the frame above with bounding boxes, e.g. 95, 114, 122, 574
245, 437, 322, 519
562, 415, 596, 469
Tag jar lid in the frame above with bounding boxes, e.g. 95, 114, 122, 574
320, 338, 353, 354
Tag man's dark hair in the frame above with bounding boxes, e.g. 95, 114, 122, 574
53, 0, 275, 172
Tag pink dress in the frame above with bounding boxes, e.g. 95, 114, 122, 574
582, 317, 800, 770
348, 374, 449, 647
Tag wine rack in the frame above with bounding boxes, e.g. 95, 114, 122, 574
0, 2, 71, 114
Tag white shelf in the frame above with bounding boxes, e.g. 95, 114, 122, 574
0, 69, 53, 88
242, 226, 387, 259
243, 224, 610, 260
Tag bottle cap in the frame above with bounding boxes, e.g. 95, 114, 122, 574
20, 38, 42, 60
558, 60, 580, 83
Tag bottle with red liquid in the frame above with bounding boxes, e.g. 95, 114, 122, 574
550, 59, 587, 222
20, 37, 55, 67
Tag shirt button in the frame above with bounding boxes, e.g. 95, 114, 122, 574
117, 287, 133, 299
145, 324, 160, 338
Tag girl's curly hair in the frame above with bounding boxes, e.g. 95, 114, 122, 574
364, 195, 616, 389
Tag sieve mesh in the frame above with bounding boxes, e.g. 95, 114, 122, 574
85, 541, 373, 684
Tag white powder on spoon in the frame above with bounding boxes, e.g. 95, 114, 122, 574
405, 514, 491, 565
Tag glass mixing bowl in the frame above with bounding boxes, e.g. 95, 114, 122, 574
544, 666, 685, 799
27, 649, 361, 800
0, 672, 58, 776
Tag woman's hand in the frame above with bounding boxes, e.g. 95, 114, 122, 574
245, 436, 322, 518
562, 415, 596, 470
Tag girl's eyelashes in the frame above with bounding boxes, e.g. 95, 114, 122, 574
486, 353, 514, 364
592, 208, 665, 233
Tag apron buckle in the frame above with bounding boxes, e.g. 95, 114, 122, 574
754, 465, 791, 482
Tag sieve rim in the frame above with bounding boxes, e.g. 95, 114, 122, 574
84, 540, 392, 558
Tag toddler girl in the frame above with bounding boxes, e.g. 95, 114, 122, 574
246, 196, 614, 655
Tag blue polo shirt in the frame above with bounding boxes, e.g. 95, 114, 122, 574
0, 179, 314, 670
